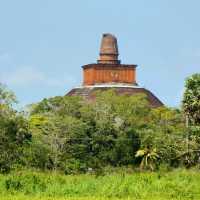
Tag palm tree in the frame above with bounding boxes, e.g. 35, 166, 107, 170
135, 148, 159, 171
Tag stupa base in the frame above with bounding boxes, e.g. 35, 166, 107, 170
67, 85, 163, 108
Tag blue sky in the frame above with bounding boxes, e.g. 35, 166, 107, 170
0, 0, 199, 108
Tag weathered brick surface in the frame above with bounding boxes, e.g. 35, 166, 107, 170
98, 33, 119, 64
82, 64, 137, 86
67, 87, 163, 108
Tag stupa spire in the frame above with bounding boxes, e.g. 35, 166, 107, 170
98, 33, 120, 64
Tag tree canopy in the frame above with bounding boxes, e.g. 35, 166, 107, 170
0, 74, 200, 173
183, 73, 200, 125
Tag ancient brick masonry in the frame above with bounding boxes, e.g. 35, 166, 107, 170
83, 33, 137, 86
67, 33, 163, 108
83, 64, 136, 86
98, 33, 120, 64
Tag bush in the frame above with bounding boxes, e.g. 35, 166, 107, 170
5, 173, 47, 193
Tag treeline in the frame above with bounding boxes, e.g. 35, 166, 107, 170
0, 74, 200, 174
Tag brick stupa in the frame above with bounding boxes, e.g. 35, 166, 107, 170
67, 33, 163, 107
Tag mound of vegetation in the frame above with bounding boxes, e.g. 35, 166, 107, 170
0, 74, 200, 173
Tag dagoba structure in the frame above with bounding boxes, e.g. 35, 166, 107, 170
67, 33, 163, 107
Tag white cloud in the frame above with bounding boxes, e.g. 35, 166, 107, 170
0, 66, 78, 87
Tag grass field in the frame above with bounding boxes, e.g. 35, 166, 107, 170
0, 169, 199, 200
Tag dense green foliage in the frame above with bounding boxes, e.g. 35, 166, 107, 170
183, 73, 200, 125
26, 91, 187, 172
0, 83, 31, 173
0, 73, 200, 173
0, 169, 200, 200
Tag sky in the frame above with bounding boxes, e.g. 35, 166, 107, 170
0, 0, 199, 108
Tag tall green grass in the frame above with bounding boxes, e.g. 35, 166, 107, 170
0, 169, 199, 200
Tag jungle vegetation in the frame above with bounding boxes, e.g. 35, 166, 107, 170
0, 73, 200, 174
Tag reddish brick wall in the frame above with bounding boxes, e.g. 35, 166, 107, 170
83, 68, 94, 85
83, 64, 137, 86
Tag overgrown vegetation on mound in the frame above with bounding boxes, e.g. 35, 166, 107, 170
0, 74, 200, 173
0, 170, 200, 200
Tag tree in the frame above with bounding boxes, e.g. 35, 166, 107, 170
181, 74, 200, 167
135, 148, 159, 171
0, 83, 16, 105
0, 83, 30, 173
27, 110, 87, 171
136, 106, 187, 167
183, 73, 200, 125
28, 90, 143, 171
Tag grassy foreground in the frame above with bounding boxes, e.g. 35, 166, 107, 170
0, 169, 199, 200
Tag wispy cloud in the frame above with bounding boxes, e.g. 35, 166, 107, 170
0, 66, 78, 87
